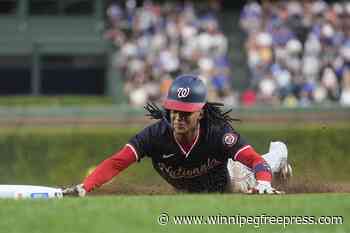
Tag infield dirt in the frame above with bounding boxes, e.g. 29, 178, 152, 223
90, 178, 350, 196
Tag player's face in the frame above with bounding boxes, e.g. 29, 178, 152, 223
170, 110, 203, 135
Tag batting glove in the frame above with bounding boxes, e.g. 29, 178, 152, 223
247, 181, 285, 195
62, 184, 86, 197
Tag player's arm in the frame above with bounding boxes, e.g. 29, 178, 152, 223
234, 145, 282, 194
63, 123, 157, 197
62, 144, 137, 196
234, 145, 272, 182
83, 144, 137, 192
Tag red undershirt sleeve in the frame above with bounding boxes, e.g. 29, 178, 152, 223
234, 146, 272, 182
83, 145, 137, 192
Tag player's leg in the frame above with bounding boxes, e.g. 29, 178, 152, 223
262, 141, 287, 172
227, 141, 292, 193
262, 141, 292, 181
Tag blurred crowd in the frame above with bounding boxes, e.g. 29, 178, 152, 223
105, 0, 350, 108
104, 1, 236, 107
240, 0, 350, 107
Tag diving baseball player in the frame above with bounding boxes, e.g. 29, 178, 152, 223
63, 75, 292, 196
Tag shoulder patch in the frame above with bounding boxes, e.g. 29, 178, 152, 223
223, 133, 237, 147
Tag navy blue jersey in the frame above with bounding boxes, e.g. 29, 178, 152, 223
128, 119, 248, 193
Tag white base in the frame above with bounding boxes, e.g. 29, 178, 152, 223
0, 185, 63, 199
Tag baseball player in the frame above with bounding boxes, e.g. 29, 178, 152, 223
63, 75, 292, 196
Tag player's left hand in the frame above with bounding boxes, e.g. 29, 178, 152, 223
62, 184, 86, 197
246, 181, 285, 195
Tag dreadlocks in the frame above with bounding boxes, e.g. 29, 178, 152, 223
203, 102, 240, 127
144, 102, 165, 120
144, 102, 172, 128
144, 102, 239, 129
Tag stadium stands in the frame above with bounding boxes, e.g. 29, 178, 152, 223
1, 0, 349, 107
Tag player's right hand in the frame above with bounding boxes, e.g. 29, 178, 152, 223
246, 181, 285, 195
62, 184, 86, 197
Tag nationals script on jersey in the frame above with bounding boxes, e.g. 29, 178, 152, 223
128, 119, 248, 192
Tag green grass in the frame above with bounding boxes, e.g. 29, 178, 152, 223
0, 194, 348, 233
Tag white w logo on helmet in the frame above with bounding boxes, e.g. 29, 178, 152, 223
177, 87, 190, 98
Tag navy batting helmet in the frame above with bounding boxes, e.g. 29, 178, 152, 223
163, 74, 207, 112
